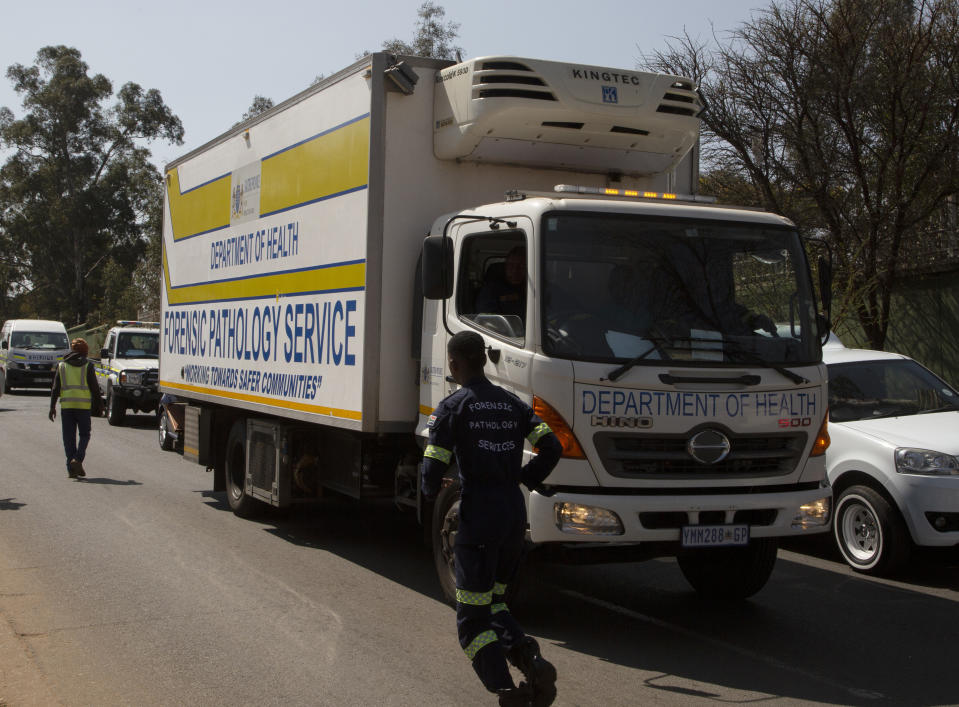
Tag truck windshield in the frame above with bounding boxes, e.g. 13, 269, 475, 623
116, 332, 159, 358
11, 331, 69, 350
541, 211, 819, 366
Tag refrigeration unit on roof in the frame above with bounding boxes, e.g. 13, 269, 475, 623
433, 56, 703, 176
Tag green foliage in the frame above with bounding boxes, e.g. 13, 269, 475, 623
379, 2, 463, 60
237, 94, 274, 125
645, 0, 959, 350
0, 45, 183, 326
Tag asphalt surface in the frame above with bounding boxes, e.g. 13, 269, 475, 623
1, 389, 957, 706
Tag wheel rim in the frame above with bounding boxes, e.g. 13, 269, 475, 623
158, 416, 167, 446
439, 500, 460, 576
227, 441, 244, 501
839, 499, 881, 564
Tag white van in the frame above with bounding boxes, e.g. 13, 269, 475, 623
0, 319, 71, 394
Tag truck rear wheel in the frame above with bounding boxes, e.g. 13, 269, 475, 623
106, 388, 126, 426
677, 538, 778, 600
224, 420, 265, 518
158, 412, 174, 451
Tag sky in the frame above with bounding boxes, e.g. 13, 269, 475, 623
0, 0, 763, 169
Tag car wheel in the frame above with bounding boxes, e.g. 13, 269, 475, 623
677, 538, 779, 599
106, 388, 126, 426
833, 484, 910, 575
158, 412, 174, 451
224, 420, 265, 518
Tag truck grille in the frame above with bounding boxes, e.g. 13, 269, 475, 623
142, 370, 158, 387
594, 431, 806, 480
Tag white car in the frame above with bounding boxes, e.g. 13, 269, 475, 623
824, 346, 959, 574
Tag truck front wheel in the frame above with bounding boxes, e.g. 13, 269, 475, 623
677, 538, 778, 599
106, 388, 126, 426
431, 479, 461, 606
224, 420, 264, 518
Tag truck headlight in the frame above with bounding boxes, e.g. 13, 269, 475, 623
895, 448, 959, 476
120, 370, 143, 386
792, 497, 831, 529
554, 503, 624, 536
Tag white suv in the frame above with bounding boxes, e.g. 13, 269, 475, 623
824, 346, 959, 574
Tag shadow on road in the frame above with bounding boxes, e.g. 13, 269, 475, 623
75, 478, 143, 486
0, 498, 26, 510
199, 489, 958, 705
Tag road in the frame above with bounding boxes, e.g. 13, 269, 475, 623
1, 389, 957, 706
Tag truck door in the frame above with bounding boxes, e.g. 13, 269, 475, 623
448, 222, 534, 401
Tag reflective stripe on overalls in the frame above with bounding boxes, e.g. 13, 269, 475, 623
456, 587, 498, 660
59, 362, 91, 410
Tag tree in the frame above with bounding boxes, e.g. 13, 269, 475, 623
375, 2, 463, 60
237, 94, 274, 124
0, 46, 183, 325
644, 0, 959, 349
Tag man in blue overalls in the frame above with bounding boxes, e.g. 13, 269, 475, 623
423, 331, 563, 706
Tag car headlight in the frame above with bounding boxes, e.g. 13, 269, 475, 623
8, 360, 25, 369
895, 448, 959, 476
120, 370, 143, 386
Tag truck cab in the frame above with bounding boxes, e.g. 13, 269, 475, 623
95, 321, 161, 425
420, 189, 832, 598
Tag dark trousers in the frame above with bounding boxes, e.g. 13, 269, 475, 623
455, 528, 527, 692
60, 408, 92, 469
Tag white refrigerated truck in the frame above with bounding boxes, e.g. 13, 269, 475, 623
160, 53, 832, 600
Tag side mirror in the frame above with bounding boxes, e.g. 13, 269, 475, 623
817, 255, 833, 316
421, 235, 454, 300
100, 348, 109, 359
0, 340, 7, 349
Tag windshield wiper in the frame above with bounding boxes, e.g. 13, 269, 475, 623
605, 339, 666, 382
724, 342, 809, 385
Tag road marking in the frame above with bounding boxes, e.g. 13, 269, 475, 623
556, 588, 885, 700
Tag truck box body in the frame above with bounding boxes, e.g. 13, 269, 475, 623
160, 54, 696, 432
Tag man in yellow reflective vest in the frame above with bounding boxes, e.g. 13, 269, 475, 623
49, 338, 103, 478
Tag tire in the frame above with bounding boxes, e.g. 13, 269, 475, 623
432, 479, 461, 606
833, 484, 910, 575
678, 538, 779, 600
224, 419, 265, 518
158, 411, 174, 451
106, 388, 126, 426
430, 478, 528, 608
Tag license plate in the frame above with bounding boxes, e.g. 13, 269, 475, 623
681, 524, 749, 548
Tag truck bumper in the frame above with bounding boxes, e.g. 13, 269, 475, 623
528, 486, 832, 544
114, 387, 162, 410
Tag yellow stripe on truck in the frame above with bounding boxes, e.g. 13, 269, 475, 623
166, 170, 231, 241
162, 243, 365, 306
161, 380, 363, 421
165, 115, 371, 241
260, 116, 370, 216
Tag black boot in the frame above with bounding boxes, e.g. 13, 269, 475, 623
497, 681, 532, 706
507, 638, 556, 706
